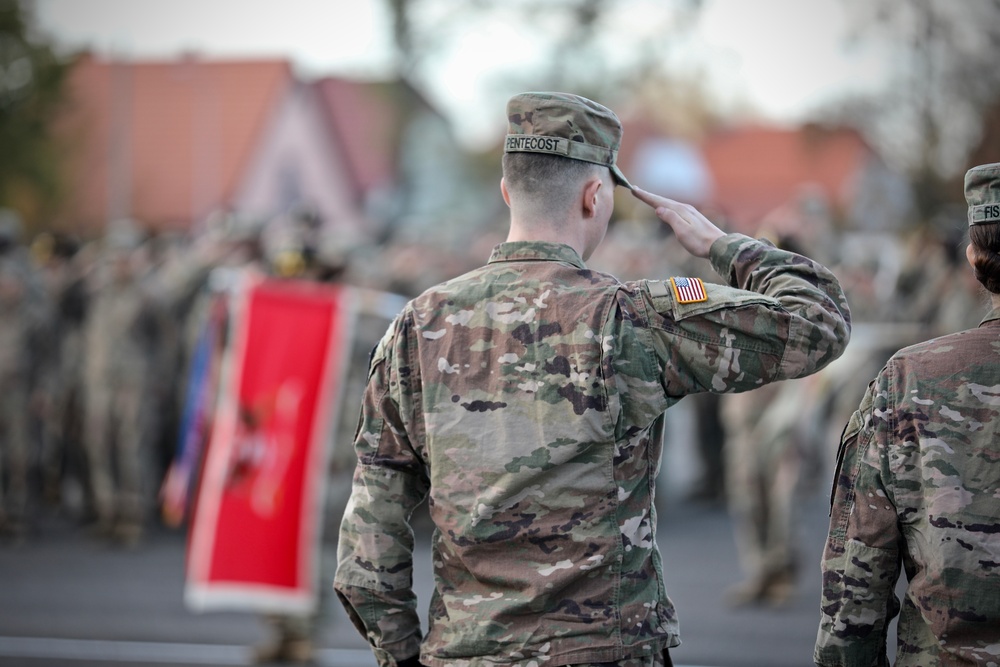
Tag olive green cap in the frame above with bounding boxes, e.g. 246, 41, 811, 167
505, 91, 632, 189
966, 162, 1000, 226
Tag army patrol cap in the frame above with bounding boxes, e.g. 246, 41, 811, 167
505, 92, 633, 189
966, 162, 1000, 226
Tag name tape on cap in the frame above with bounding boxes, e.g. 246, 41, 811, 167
505, 135, 570, 156
970, 203, 1000, 226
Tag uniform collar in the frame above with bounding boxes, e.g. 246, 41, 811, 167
487, 241, 586, 269
980, 304, 1000, 326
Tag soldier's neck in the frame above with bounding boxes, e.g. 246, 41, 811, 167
506, 218, 585, 259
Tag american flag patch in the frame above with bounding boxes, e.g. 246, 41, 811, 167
670, 277, 707, 304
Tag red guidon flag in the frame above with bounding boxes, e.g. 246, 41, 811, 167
186, 275, 355, 614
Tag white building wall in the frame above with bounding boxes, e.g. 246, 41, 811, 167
232, 82, 369, 240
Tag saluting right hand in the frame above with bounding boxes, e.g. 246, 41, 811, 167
631, 188, 726, 258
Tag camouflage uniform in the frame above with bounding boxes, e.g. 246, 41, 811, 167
721, 375, 824, 606
0, 256, 40, 535
335, 233, 851, 667
815, 162, 1000, 666
814, 307, 1000, 666
0, 210, 49, 536
82, 225, 167, 544
34, 235, 89, 511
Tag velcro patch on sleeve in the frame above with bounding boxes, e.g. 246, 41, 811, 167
669, 277, 707, 304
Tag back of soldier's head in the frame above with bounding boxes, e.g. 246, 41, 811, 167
501, 91, 630, 218
502, 152, 605, 213
965, 163, 1000, 293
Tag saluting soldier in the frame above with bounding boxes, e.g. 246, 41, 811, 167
0, 211, 49, 540
81, 220, 167, 546
334, 92, 852, 667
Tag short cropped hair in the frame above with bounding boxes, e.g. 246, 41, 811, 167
502, 153, 607, 215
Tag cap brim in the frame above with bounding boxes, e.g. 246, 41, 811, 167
611, 164, 633, 190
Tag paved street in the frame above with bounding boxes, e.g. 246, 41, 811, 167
0, 485, 836, 667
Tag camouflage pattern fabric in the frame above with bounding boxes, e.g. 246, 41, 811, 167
335, 233, 851, 667
0, 256, 38, 531
82, 262, 167, 539
505, 92, 631, 189
815, 307, 1000, 666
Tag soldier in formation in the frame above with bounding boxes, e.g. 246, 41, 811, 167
78, 217, 232, 546
815, 162, 1000, 665
31, 232, 89, 515
79, 220, 169, 545
0, 210, 49, 540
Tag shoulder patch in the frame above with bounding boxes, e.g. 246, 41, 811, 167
647, 279, 671, 298
669, 277, 707, 304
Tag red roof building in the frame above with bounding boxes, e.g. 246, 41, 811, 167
312, 77, 403, 199
699, 124, 909, 233
53, 54, 472, 247
618, 117, 912, 236
56, 53, 295, 234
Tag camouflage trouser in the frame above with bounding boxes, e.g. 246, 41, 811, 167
40, 332, 85, 506
724, 421, 803, 584
0, 382, 30, 529
83, 379, 149, 534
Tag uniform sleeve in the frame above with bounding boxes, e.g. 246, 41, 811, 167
637, 233, 851, 397
334, 311, 431, 667
814, 372, 902, 667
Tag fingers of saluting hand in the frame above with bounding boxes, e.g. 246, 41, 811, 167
630, 187, 724, 258
631, 187, 671, 212
632, 188, 695, 221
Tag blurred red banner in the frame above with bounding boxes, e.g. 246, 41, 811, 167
185, 276, 354, 614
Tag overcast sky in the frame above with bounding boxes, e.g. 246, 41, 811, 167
33, 0, 891, 146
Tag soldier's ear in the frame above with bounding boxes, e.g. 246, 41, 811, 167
500, 178, 512, 208
581, 177, 603, 219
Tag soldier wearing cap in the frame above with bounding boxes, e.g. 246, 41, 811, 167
0, 215, 47, 540
815, 162, 1000, 666
81, 219, 168, 545
334, 91, 852, 667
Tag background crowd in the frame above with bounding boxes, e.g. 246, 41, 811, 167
0, 187, 985, 550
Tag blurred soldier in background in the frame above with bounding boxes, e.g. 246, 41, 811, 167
720, 233, 826, 608
0, 209, 48, 540
720, 375, 825, 607
0, 231, 30, 537
81, 219, 168, 546
159, 211, 269, 531
147, 223, 246, 493
31, 232, 90, 518
177, 212, 268, 377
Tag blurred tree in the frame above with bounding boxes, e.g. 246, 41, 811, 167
380, 0, 712, 240
0, 0, 69, 235
382, 0, 705, 135
967, 97, 1000, 172
834, 0, 1000, 222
